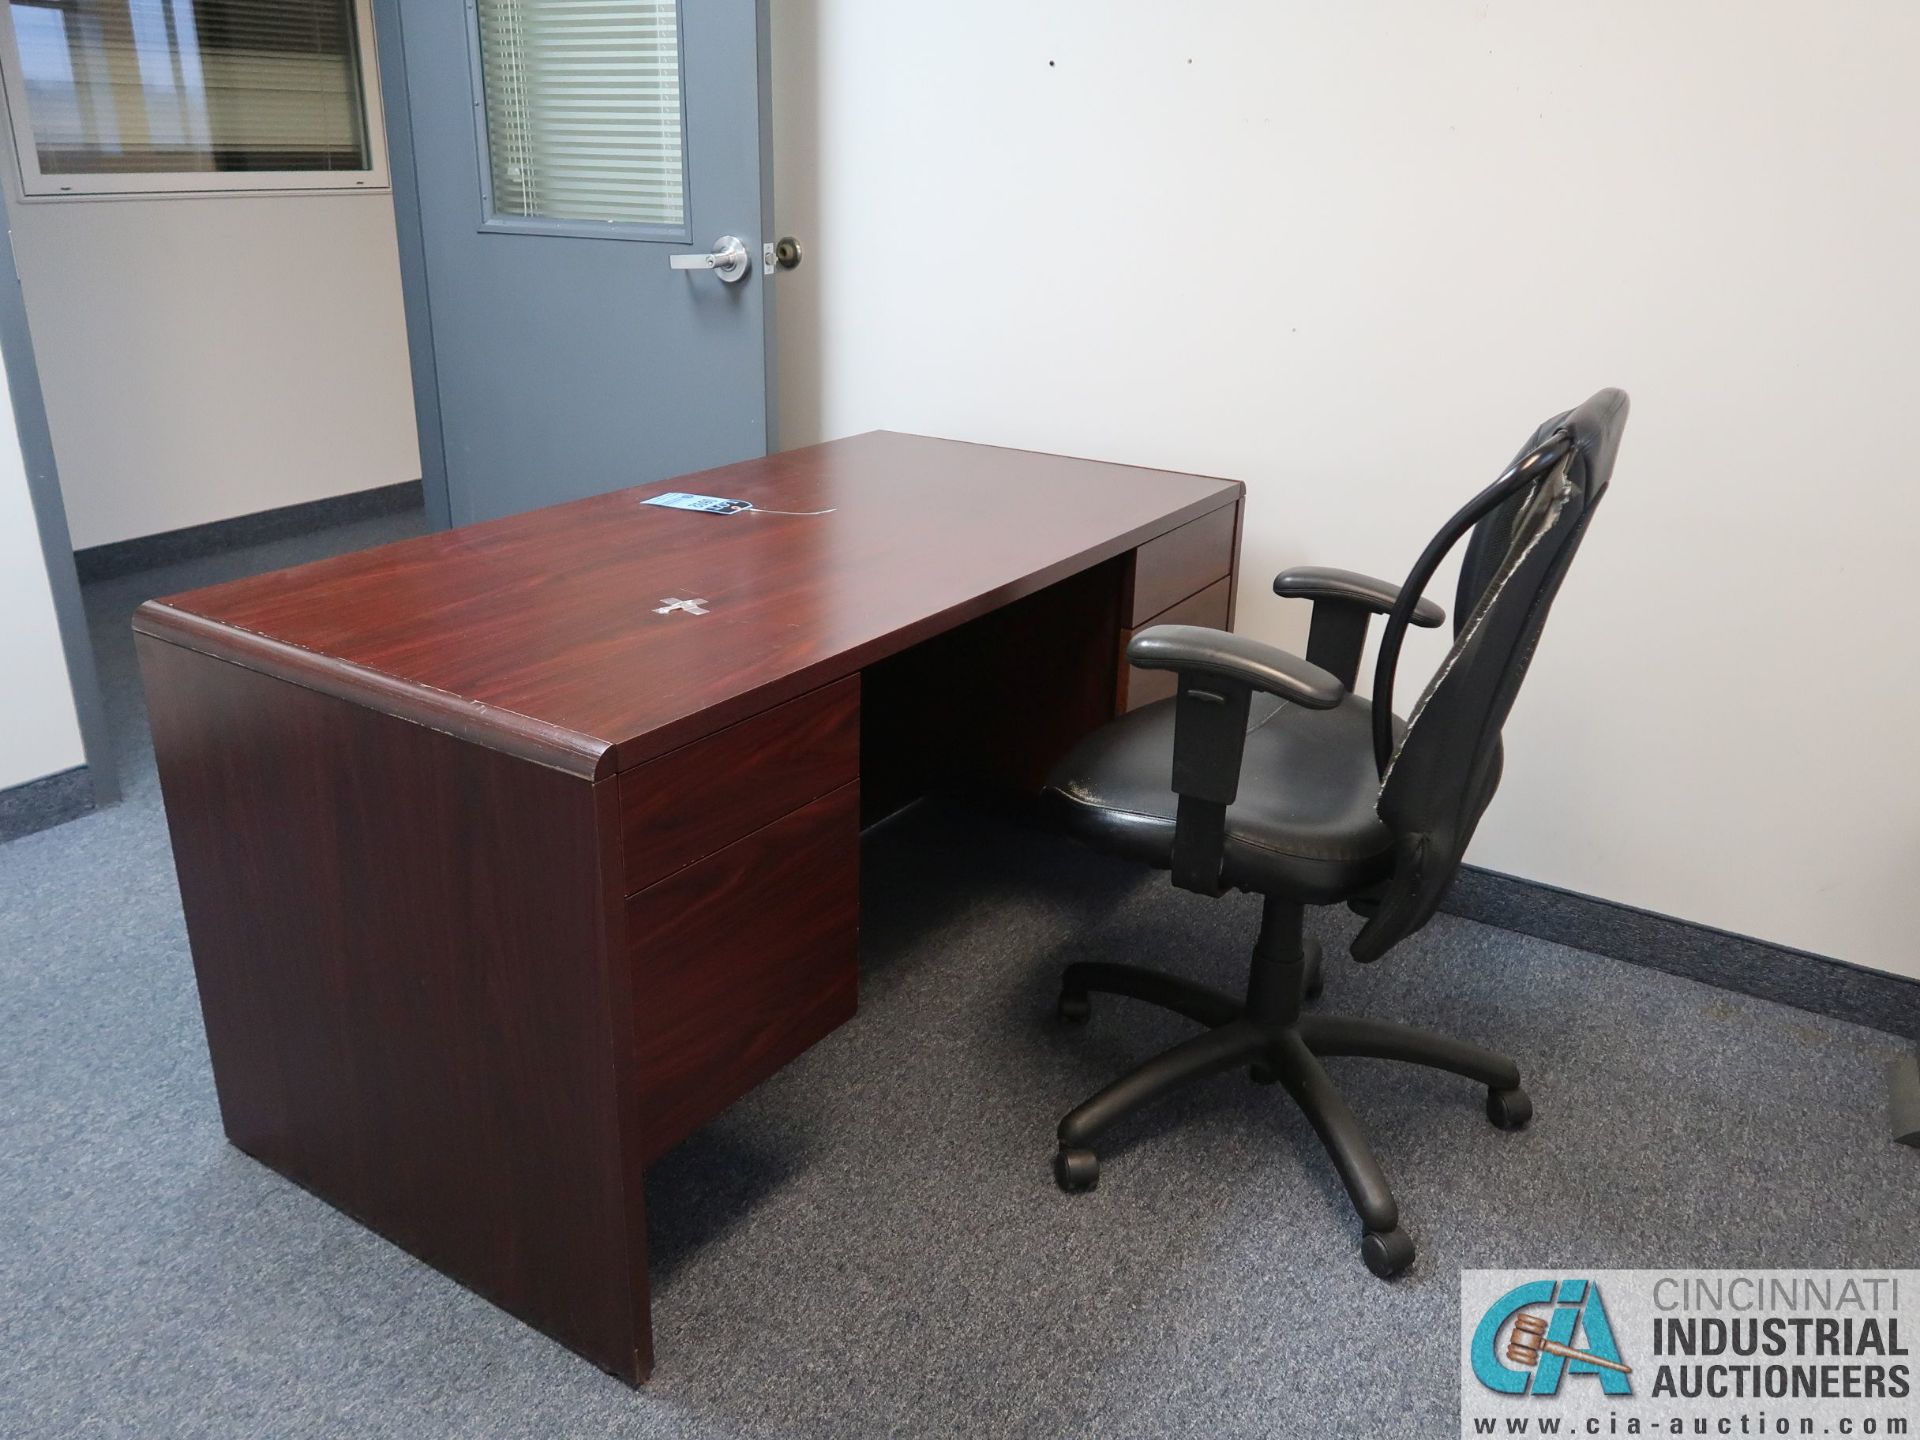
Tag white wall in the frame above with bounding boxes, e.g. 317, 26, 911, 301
0, 350, 83, 791
773, 0, 1920, 979
0, 183, 419, 553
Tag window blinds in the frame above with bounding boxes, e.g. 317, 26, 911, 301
190, 0, 366, 164
475, 0, 684, 227
8, 0, 369, 174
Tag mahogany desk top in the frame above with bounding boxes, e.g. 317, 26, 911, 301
137, 430, 1241, 777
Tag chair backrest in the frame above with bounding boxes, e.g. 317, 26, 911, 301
1350, 388, 1629, 962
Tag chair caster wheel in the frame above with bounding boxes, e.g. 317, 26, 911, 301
1486, 1085, 1533, 1131
1054, 1146, 1099, 1192
1362, 1227, 1415, 1279
1248, 1059, 1280, 1085
1057, 991, 1091, 1024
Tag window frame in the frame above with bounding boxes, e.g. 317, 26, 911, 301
462, 0, 691, 244
0, 0, 391, 200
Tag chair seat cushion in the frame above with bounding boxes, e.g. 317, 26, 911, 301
1043, 691, 1400, 901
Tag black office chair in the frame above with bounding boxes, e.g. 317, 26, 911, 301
1041, 389, 1628, 1278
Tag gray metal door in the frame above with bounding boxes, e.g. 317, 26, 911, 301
376, 0, 774, 527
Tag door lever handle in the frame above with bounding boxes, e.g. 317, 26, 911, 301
669, 235, 751, 283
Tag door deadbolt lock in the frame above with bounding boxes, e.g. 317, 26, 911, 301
765, 236, 803, 273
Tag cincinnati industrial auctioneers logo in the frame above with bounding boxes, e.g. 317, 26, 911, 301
1472, 1278, 1635, 1396
1460, 1271, 1914, 1437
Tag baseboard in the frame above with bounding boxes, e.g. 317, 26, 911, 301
74, 480, 424, 582
1441, 865, 1920, 1042
0, 766, 95, 843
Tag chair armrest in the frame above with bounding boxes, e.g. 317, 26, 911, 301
1273, 566, 1445, 624
1128, 625, 1344, 711
1271, 567, 1445, 690
1125, 625, 1342, 896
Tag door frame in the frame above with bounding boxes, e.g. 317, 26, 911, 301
0, 208, 117, 807
371, 0, 779, 534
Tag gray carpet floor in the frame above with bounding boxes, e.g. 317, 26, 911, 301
2, 511, 1912, 1438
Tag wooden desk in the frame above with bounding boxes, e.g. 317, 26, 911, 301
136, 432, 1242, 1381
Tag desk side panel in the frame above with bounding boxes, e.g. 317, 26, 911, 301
138, 635, 651, 1382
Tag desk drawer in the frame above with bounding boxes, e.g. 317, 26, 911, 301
1120, 575, 1233, 712
1130, 503, 1237, 625
629, 781, 859, 1162
618, 676, 859, 894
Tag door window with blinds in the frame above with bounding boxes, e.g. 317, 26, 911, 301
471, 0, 685, 234
0, 0, 385, 195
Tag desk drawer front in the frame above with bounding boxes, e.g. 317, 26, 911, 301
629, 781, 859, 1161
1130, 503, 1237, 625
1120, 575, 1233, 712
618, 677, 859, 894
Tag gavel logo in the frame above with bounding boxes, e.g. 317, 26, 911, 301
1505, 1311, 1633, 1376
1469, 1278, 1633, 1397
